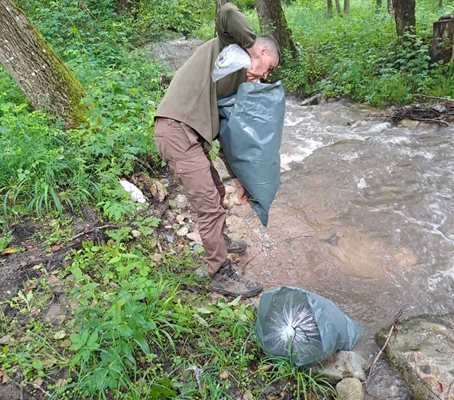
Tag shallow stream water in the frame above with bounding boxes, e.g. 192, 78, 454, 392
228, 98, 454, 359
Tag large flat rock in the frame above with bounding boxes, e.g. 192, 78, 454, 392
376, 314, 454, 400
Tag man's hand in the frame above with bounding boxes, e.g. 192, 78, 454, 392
234, 179, 249, 205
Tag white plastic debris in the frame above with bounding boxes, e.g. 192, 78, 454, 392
212, 44, 251, 82
119, 179, 147, 203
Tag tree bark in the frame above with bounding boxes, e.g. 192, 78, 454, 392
387, 0, 393, 13
393, 0, 416, 38
335, 0, 342, 15
0, 0, 86, 128
343, 0, 350, 14
256, 0, 298, 58
327, 0, 333, 17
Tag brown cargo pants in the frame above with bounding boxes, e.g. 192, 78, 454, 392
154, 117, 228, 276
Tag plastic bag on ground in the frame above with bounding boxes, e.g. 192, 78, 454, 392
256, 286, 360, 367
217, 81, 285, 226
212, 44, 251, 82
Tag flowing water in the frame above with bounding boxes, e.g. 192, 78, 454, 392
228, 98, 454, 358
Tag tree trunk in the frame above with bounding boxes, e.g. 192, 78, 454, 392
387, 0, 393, 13
343, 0, 350, 14
335, 0, 342, 15
393, 0, 416, 38
256, 0, 298, 58
327, 0, 333, 17
0, 0, 86, 128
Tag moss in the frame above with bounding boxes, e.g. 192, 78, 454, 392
19, 4, 87, 128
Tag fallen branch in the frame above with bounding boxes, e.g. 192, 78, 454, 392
67, 224, 116, 243
414, 94, 453, 102
365, 308, 404, 394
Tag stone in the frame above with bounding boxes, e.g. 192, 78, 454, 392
365, 359, 412, 400
399, 119, 421, 129
376, 313, 454, 400
301, 93, 323, 106
131, 229, 141, 238
168, 200, 177, 209
176, 214, 186, 224
44, 302, 65, 325
336, 377, 363, 400
194, 266, 209, 278
315, 351, 368, 381
175, 194, 189, 209
225, 185, 236, 194
212, 157, 231, 181
176, 227, 189, 237
186, 231, 202, 244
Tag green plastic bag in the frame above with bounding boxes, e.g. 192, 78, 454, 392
218, 81, 285, 226
256, 286, 361, 367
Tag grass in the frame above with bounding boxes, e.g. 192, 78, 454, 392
0, 232, 337, 399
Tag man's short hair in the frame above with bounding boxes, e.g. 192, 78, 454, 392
255, 35, 281, 63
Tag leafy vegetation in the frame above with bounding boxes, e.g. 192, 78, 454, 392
278, 0, 454, 104
0, 0, 453, 398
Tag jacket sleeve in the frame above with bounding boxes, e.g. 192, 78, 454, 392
216, 3, 256, 50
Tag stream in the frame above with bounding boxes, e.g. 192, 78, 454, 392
228, 98, 454, 359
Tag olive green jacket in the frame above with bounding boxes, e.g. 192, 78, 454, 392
155, 3, 256, 143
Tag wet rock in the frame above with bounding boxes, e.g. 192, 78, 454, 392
376, 313, 454, 400
399, 119, 421, 129
301, 93, 324, 106
349, 120, 369, 129
336, 377, 363, 400
315, 351, 368, 381
365, 359, 412, 400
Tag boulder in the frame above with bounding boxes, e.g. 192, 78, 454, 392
336, 377, 363, 400
376, 313, 454, 400
315, 351, 368, 381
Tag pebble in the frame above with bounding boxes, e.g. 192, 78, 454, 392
176, 227, 189, 236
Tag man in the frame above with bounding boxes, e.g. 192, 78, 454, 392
154, 3, 280, 298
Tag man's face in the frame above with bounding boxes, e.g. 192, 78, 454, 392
246, 49, 279, 82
